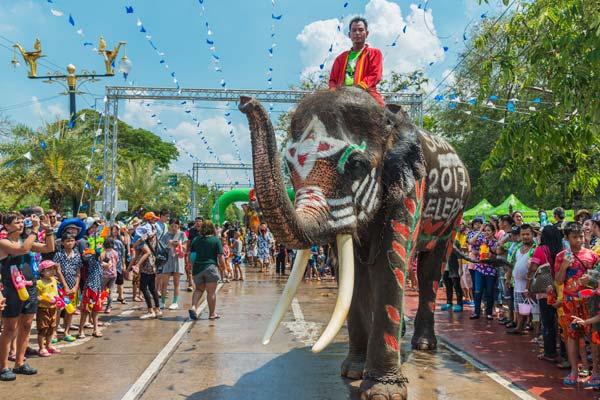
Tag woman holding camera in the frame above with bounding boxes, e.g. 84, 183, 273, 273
0, 212, 54, 381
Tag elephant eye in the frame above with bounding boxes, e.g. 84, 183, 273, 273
344, 153, 370, 181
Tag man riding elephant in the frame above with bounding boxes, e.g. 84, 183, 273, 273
329, 17, 384, 106
239, 86, 470, 400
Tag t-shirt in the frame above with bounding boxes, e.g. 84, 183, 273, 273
191, 235, 223, 275
344, 51, 360, 86
233, 239, 242, 256
554, 248, 600, 297
37, 276, 58, 308
513, 246, 532, 292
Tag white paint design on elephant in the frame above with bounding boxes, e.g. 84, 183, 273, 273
295, 186, 327, 209
422, 197, 464, 220
285, 115, 348, 180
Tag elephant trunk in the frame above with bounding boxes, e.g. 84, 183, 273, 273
239, 96, 323, 249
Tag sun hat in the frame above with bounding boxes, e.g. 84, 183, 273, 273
143, 212, 159, 221
39, 260, 58, 271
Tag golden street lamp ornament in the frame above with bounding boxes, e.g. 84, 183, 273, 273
12, 37, 132, 127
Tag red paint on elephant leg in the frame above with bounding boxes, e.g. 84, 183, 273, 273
392, 268, 405, 289
433, 281, 439, 294
384, 332, 400, 352
392, 241, 407, 263
386, 305, 401, 325
429, 301, 436, 312
415, 179, 425, 201
410, 221, 421, 247
391, 220, 410, 241
403, 198, 416, 216
425, 240, 437, 250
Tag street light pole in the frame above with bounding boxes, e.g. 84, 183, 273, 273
13, 37, 132, 127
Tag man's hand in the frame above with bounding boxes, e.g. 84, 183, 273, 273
572, 316, 587, 326
561, 255, 572, 270
580, 274, 590, 287
39, 214, 51, 231
0, 294, 5, 311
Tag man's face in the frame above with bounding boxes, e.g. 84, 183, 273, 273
567, 231, 584, 249
349, 21, 368, 48
592, 222, 600, 237
161, 214, 170, 223
520, 228, 533, 245
553, 213, 561, 223
195, 219, 203, 229
47, 211, 57, 224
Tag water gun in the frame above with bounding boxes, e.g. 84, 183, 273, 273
57, 287, 75, 314
479, 243, 489, 260
578, 288, 600, 299
10, 265, 33, 301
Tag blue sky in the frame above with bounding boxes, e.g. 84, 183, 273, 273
0, 0, 507, 184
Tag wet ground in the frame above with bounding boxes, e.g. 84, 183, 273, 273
0, 268, 556, 399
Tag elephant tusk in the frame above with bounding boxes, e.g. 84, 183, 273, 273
262, 249, 311, 345
312, 234, 354, 353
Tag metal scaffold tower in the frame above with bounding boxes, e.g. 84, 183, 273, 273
102, 86, 423, 223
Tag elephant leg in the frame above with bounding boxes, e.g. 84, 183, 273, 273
360, 208, 418, 400
341, 259, 371, 380
411, 240, 448, 351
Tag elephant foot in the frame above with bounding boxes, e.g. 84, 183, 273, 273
411, 333, 437, 351
341, 357, 365, 380
359, 375, 408, 400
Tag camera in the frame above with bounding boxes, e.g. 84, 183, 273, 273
24, 217, 33, 228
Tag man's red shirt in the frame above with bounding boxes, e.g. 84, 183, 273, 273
329, 44, 384, 106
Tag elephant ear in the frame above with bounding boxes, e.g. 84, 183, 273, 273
381, 107, 426, 206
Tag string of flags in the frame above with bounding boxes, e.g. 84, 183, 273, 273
124, 5, 237, 184
317, 1, 349, 80
197, 0, 250, 184
265, 0, 281, 115
435, 94, 548, 114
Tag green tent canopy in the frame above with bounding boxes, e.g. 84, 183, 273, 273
486, 194, 536, 215
463, 199, 495, 218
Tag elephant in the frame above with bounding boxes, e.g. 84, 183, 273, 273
239, 86, 470, 400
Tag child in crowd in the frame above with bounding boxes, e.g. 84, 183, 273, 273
555, 222, 600, 386
36, 260, 61, 357
78, 239, 106, 338
99, 238, 118, 314
220, 237, 231, 282
275, 243, 287, 277
52, 233, 82, 342
305, 246, 320, 281
232, 232, 243, 281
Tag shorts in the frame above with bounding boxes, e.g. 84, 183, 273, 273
514, 291, 527, 312
116, 272, 124, 285
560, 298, 591, 340
246, 249, 256, 257
193, 265, 220, 285
232, 255, 242, 264
36, 306, 57, 336
460, 264, 472, 289
2, 284, 38, 318
82, 287, 105, 312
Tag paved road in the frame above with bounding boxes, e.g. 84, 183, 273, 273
0, 269, 522, 400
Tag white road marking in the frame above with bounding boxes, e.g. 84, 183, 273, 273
121, 283, 224, 400
283, 298, 323, 347
404, 316, 537, 400
438, 341, 538, 400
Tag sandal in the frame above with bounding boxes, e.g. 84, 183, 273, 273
208, 314, 221, 320
505, 321, 517, 329
92, 331, 103, 338
47, 347, 61, 354
563, 372, 578, 386
117, 298, 127, 304
469, 314, 480, 320
77, 333, 86, 339
556, 359, 571, 369
38, 349, 51, 357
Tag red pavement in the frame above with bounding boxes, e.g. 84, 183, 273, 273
403, 289, 598, 400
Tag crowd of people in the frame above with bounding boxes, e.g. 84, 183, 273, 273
0, 203, 332, 382
440, 207, 600, 388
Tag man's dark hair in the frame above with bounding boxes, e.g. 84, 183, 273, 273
349, 16, 368, 31
553, 207, 566, 220
20, 207, 37, 217
500, 215, 514, 225
563, 221, 582, 237
169, 217, 180, 226
160, 209, 170, 217
103, 237, 115, 249
195, 216, 204, 221
520, 224, 533, 233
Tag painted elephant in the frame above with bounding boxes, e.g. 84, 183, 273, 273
239, 86, 470, 400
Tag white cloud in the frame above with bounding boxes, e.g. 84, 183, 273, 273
31, 96, 66, 123
297, 0, 445, 78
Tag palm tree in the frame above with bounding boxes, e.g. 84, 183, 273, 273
117, 159, 162, 212
0, 121, 99, 211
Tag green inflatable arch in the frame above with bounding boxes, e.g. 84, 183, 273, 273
211, 188, 296, 225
